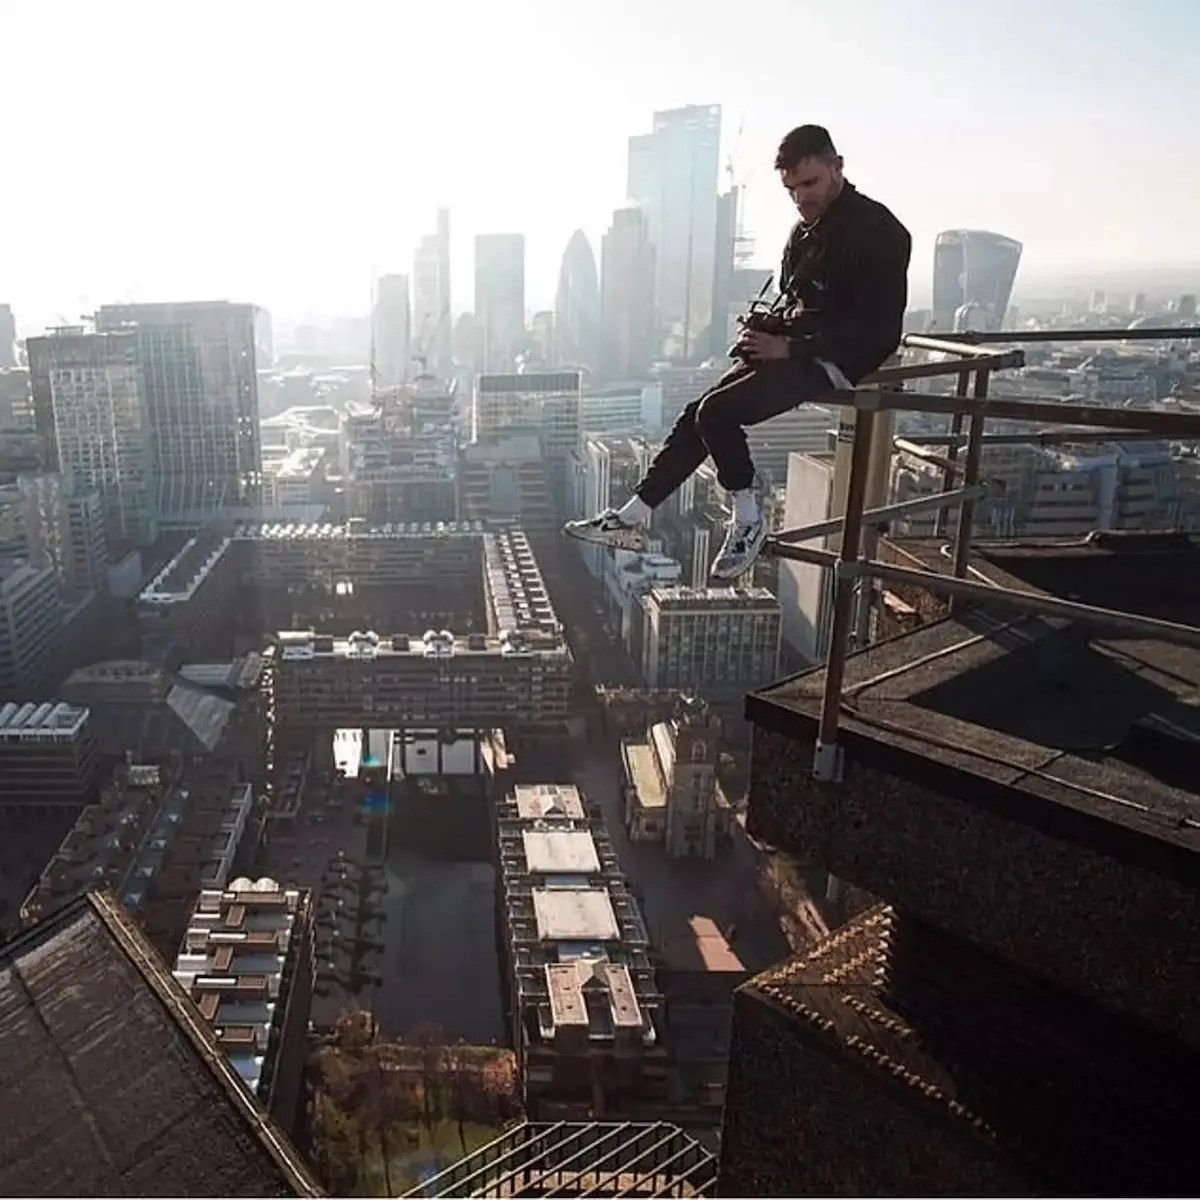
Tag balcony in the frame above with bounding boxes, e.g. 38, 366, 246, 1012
725, 327, 1200, 1196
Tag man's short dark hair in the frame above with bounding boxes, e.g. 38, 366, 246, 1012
775, 125, 838, 171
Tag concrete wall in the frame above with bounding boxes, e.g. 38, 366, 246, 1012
744, 719, 1200, 1050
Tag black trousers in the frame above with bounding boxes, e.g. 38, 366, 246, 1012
635, 358, 833, 508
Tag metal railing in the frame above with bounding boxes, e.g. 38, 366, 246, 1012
764, 325, 1200, 781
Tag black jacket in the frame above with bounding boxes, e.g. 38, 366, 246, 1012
778, 182, 912, 384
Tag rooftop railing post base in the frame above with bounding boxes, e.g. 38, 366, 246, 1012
812, 740, 844, 783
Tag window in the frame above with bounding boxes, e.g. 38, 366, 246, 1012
689, 740, 708, 763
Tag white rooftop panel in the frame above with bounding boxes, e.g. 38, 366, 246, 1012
532, 888, 619, 942
522, 830, 600, 875
513, 784, 586, 821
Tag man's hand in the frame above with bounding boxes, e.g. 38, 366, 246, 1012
738, 329, 791, 361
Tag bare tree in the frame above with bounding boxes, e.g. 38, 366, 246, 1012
443, 1042, 474, 1157
442, 1043, 522, 1155
406, 1021, 448, 1151
312, 1006, 421, 1196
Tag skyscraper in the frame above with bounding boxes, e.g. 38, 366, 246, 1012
373, 274, 411, 389
931, 230, 1023, 333
554, 230, 600, 371
710, 186, 741, 357
412, 208, 452, 375
600, 208, 657, 381
94, 302, 262, 524
627, 105, 722, 361
0, 305, 16, 370
26, 328, 156, 549
474, 234, 526, 373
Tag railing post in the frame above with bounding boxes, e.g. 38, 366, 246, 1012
852, 362, 896, 648
813, 404, 877, 782
949, 368, 990, 604
934, 369, 971, 536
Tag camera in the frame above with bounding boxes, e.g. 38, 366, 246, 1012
728, 275, 793, 362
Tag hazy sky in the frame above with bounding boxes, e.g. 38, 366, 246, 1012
5, 0, 1199, 332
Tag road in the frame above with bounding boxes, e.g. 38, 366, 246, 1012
575, 745, 791, 974
540, 538, 797, 972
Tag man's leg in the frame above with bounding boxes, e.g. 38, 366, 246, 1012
563, 365, 753, 550
698, 359, 832, 579
636, 364, 755, 508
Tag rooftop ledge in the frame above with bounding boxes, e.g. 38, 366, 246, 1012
743, 534, 1200, 1049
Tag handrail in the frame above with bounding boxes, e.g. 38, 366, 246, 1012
897, 428, 1185, 447
901, 333, 1016, 358
905, 325, 1200, 345
764, 324, 1200, 782
834, 387, 1200, 433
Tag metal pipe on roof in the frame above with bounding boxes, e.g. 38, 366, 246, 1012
763, 541, 840, 566
893, 438, 962, 474
814, 407, 878, 779
863, 352, 1024, 385
950, 369, 991, 597
770, 484, 989, 547
897, 428, 1181, 447
846, 557, 1200, 649
900, 334, 1015, 359
845, 388, 1200, 435
935, 369, 972, 536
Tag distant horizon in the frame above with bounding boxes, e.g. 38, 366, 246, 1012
10, 260, 1200, 341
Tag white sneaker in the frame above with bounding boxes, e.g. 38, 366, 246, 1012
562, 509, 647, 551
710, 517, 768, 580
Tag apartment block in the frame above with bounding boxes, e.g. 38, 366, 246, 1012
26, 327, 155, 548
0, 700, 100, 809
640, 585, 781, 699
495, 783, 667, 1117
172, 879, 316, 1136
0, 561, 62, 699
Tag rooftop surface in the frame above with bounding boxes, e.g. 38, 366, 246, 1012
136, 523, 564, 646
522, 830, 601, 875
750, 533, 1200, 870
512, 783, 588, 823
274, 629, 566, 661
622, 739, 667, 810
647, 584, 780, 609
0, 701, 89, 742
532, 888, 621, 942
475, 370, 583, 395
0, 890, 320, 1198
62, 661, 236, 759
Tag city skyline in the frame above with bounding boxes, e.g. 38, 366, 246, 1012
4, 0, 1200, 332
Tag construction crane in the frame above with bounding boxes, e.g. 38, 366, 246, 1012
724, 118, 756, 270
724, 118, 744, 192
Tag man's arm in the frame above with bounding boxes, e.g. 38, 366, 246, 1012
788, 218, 912, 376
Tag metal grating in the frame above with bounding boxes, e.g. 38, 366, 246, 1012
403, 1120, 717, 1198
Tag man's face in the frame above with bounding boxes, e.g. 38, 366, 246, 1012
780, 155, 845, 223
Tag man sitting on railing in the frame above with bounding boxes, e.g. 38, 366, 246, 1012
564, 124, 912, 579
